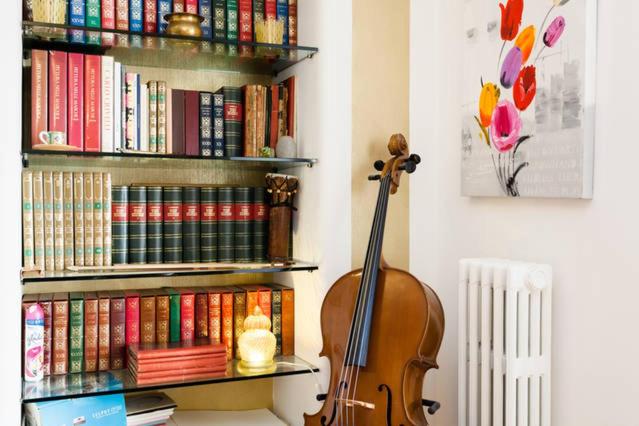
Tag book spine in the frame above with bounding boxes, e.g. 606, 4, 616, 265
43, 172, 54, 271
226, 0, 238, 41
180, 292, 195, 341
276, 0, 288, 44
200, 188, 218, 263
148, 81, 158, 152
140, 295, 156, 344
33, 172, 45, 270
182, 187, 201, 263
265, 0, 276, 20
40, 297, 53, 375
144, 0, 158, 32
130, 0, 144, 31
257, 85, 266, 152
63, 173, 74, 268
199, 92, 213, 157
146, 186, 163, 264
233, 290, 246, 359
31, 50, 48, 147
84, 55, 101, 152
207, 292, 221, 342
253, 187, 268, 262
199, 0, 213, 39
114, 62, 122, 151
281, 288, 294, 355
171, 89, 185, 155
253, 0, 264, 39
173, 0, 185, 12
212, 92, 225, 158
48, 51, 67, 135
102, 0, 115, 28
52, 296, 69, 375
136, 74, 141, 149
246, 288, 258, 317
222, 87, 242, 157
286, 76, 295, 138
258, 287, 272, 319
110, 295, 126, 369
93, 173, 104, 266
269, 84, 279, 148
83, 173, 94, 266
288, 0, 297, 46
234, 187, 253, 262
128, 186, 147, 264
101, 57, 115, 153
239, 0, 253, 42
139, 78, 149, 152
243, 85, 255, 157
53, 172, 64, 271
186, 0, 197, 13
69, 296, 84, 373
120, 65, 127, 149
98, 295, 110, 371
195, 293, 208, 338
157, 81, 167, 153
211, 0, 224, 39
217, 188, 235, 262
169, 291, 181, 343
67, 53, 84, 150
158, 0, 172, 32
185, 90, 200, 156
87, 0, 101, 27
221, 291, 233, 360
72, 174, 84, 266
112, 186, 129, 264
70, 0, 86, 25
125, 73, 138, 150
22, 172, 34, 269
125, 293, 140, 363
103, 173, 112, 266
84, 296, 99, 372
163, 187, 183, 263
271, 287, 282, 355
155, 294, 170, 343
116, 0, 129, 29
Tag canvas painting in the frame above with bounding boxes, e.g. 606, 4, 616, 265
461, 0, 597, 198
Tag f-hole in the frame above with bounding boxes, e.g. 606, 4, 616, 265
321, 381, 348, 426
377, 383, 392, 426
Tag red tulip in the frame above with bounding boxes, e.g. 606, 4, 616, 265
513, 66, 537, 111
499, 0, 524, 41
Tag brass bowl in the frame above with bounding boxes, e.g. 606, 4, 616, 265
164, 13, 204, 37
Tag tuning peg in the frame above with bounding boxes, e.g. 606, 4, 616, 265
401, 161, 417, 174
422, 399, 441, 415
373, 160, 385, 171
409, 154, 421, 165
368, 174, 381, 181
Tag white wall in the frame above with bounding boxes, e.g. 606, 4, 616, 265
410, 1, 639, 425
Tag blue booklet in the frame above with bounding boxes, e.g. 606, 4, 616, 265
25, 394, 126, 425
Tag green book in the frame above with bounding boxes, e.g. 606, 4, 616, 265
128, 186, 147, 264
200, 187, 218, 262
234, 187, 253, 263
146, 187, 163, 264
221, 87, 243, 157
217, 187, 234, 262
182, 187, 201, 263
253, 187, 268, 262
163, 187, 183, 264
69, 292, 84, 373
214, 0, 227, 40
270, 285, 282, 356
226, 0, 238, 41
86, 0, 101, 28
112, 186, 129, 265
168, 288, 181, 343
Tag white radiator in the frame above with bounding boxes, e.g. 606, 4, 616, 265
459, 259, 552, 426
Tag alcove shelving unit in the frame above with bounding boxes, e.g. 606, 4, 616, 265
20, 17, 320, 411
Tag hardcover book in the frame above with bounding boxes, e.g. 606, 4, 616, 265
144, 0, 158, 32
221, 288, 234, 359
73, 173, 84, 266
270, 285, 282, 355
102, 0, 115, 28
48, 51, 67, 135
139, 84, 149, 152
114, 62, 122, 151
168, 288, 181, 343
120, 64, 127, 149
212, 92, 225, 157
125, 291, 141, 359
140, 290, 156, 344
158, 0, 172, 32
109, 291, 126, 369
257, 286, 272, 319
22, 172, 34, 269
163, 187, 183, 263
253, 0, 265, 38
62, 172, 74, 269
69, 292, 85, 373
43, 172, 54, 272
212, 0, 225, 39
226, 0, 238, 41
87, 0, 101, 27
232, 287, 246, 359
239, 0, 253, 42
182, 187, 201, 263
103, 173, 113, 266
84, 292, 99, 372
171, 89, 186, 155
128, 186, 147, 264
195, 291, 208, 339
52, 172, 64, 271
207, 289, 222, 342
184, 90, 200, 156
166, 88, 173, 153
69, 0, 86, 26
31, 50, 48, 147
200, 0, 213, 39
38, 293, 53, 375
269, 84, 279, 148
243, 85, 256, 157
101, 56, 115, 153
116, 0, 129, 29
265, 0, 276, 20
112, 186, 129, 264
52, 293, 69, 375
200, 187, 218, 263
83, 173, 95, 266
185, 0, 197, 13
157, 81, 168, 153
148, 81, 158, 152
125, 72, 139, 150
68, 53, 84, 150
285, 76, 296, 138
288, 0, 297, 46
97, 291, 111, 371
199, 92, 213, 156
146, 186, 163, 264
84, 55, 102, 152
217, 187, 234, 262
276, 0, 288, 44
280, 284, 294, 355
130, 0, 144, 32
221, 87, 242, 157
93, 173, 104, 267
233, 187, 253, 263
173, 0, 185, 12
156, 292, 170, 343
180, 289, 196, 342
253, 187, 268, 261
245, 286, 258, 318
33, 172, 45, 270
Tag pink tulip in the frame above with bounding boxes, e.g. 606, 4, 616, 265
543, 16, 566, 47
490, 101, 522, 153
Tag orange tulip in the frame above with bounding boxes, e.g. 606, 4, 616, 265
478, 82, 500, 127
515, 26, 536, 63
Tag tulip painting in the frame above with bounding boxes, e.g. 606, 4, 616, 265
499, 0, 524, 41
513, 66, 537, 111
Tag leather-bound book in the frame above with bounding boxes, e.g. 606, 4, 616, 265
174, 0, 185, 13
86, 0, 100, 27
83, 173, 94, 266
84, 292, 99, 372
245, 286, 259, 318
199, 92, 213, 156
93, 173, 104, 267
22, 171, 34, 269
163, 187, 183, 264
43, 172, 54, 272
158, 0, 172, 33
269, 285, 282, 355
253, 187, 268, 262
212, 92, 225, 158
184, 91, 200, 156
217, 188, 234, 262
195, 290, 208, 339
171, 89, 185, 155
280, 285, 294, 355
109, 291, 126, 369
31, 50, 47, 147
52, 293, 69, 375
222, 87, 243, 157
112, 186, 129, 264
69, 292, 85, 373
180, 288, 196, 342
288, 0, 297, 46
226, 0, 238, 41
97, 291, 111, 371
239, 0, 253, 43
276, 0, 288, 44
33, 172, 45, 271
144, 0, 157, 32
221, 288, 234, 360
257, 285, 272, 319
182, 187, 201, 263
211, 0, 224, 40
265, 0, 276, 19
132, 353, 226, 373
63, 173, 74, 268
232, 287, 246, 359
158, 81, 168, 154
233, 187, 253, 263
185, 0, 197, 13
200, 187, 218, 263
48, 51, 67, 135
103, 173, 113, 266
128, 186, 147, 264
148, 81, 158, 152
125, 290, 141, 365
129, 0, 144, 32
84, 55, 101, 152
73, 173, 85, 266
53, 172, 65, 271
207, 288, 222, 343
116, 0, 129, 30
140, 290, 156, 345
285, 76, 296, 138
156, 291, 170, 344
146, 186, 163, 264
68, 53, 84, 150
167, 288, 181, 343
102, 0, 116, 28
269, 85, 279, 148
38, 293, 53, 375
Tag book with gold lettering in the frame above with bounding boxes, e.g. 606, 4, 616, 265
84, 292, 99, 372
22, 171, 34, 269
52, 293, 69, 375
97, 291, 111, 371
38, 293, 53, 375
155, 291, 170, 344
129, 186, 147, 264
69, 292, 84, 373
63, 172, 74, 269
232, 287, 246, 359
103, 173, 113, 266
53, 172, 64, 271
93, 173, 104, 267
73, 173, 85, 266
140, 290, 156, 345
33, 171, 45, 271
42, 172, 54, 272
83, 173, 94, 266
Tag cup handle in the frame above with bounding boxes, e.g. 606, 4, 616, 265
38, 131, 49, 145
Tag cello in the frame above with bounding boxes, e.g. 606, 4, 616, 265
304, 135, 445, 426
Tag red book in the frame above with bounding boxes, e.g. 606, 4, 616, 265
184, 91, 200, 156
185, 0, 197, 14
97, 292, 111, 371
128, 340, 226, 360
132, 354, 226, 372
288, 0, 297, 46
221, 288, 234, 360
173, 0, 185, 12
38, 294, 53, 376
171, 89, 185, 155
84, 55, 101, 152
285, 76, 295, 139
67, 53, 84, 150
125, 291, 141, 352
281, 286, 294, 356
140, 290, 156, 344
257, 286, 272, 319
52, 293, 69, 375
116, 0, 129, 30
269, 84, 279, 148
239, 0, 253, 42
84, 293, 99, 372
265, 0, 276, 20
144, 0, 157, 32
48, 51, 67, 135
246, 286, 258, 317
102, 0, 116, 29
132, 365, 226, 380
109, 291, 126, 369
207, 289, 222, 343
180, 289, 195, 342
31, 50, 47, 147
195, 291, 208, 339
134, 369, 226, 385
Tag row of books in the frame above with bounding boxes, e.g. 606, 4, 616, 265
30, 49, 296, 157
112, 185, 269, 265
27, 0, 298, 45
21, 284, 294, 376
22, 171, 112, 271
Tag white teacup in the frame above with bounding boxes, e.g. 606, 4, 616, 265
38, 131, 66, 146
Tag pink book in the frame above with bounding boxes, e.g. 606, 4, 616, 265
48, 51, 67, 135
67, 53, 84, 150
180, 289, 195, 342
185, 0, 197, 13
84, 55, 101, 152
124, 291, 140, 365
102, 0, 116, 29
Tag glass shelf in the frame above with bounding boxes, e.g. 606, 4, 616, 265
22, 21, 318, 75
21, 149, 317, 171
22, 355, 318, 403
21, 260, 318, 284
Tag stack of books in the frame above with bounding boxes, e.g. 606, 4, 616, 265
125, 392, 177, 426
21, 284, 294, 377
128, 340, 227, 385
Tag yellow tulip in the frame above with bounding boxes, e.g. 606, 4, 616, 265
515, 25, 535, 63
479, 83, 500, 128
